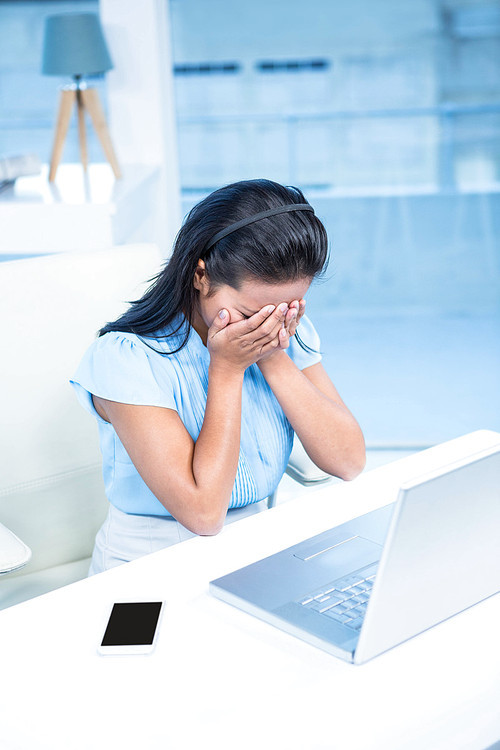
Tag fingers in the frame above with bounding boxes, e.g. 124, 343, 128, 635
285, 298, 305, 337
284, 305, 297, 329
246, 298, 306, 347
278, 325, 290, 349
246, 302, 286, 331
241, 302, 288, 343
213, 297, 306, 359
208, 307, 230, 335
259, 323, 290, 356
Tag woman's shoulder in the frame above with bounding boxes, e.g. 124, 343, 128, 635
93, 314, 190, 358
91, 328, 144, 350
70, 324, 184, 415
79, 331, 160, 371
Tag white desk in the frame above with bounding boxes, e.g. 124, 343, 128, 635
0, 430, 499, 750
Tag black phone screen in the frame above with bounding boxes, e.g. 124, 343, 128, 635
101, 602, 163, 646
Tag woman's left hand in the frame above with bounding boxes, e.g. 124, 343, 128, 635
256, 298, 306, 364
277, 298, 306, 349
286, 298, 306, 337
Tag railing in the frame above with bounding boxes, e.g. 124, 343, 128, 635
177, 102, 500, 191
2, 101, 499, 192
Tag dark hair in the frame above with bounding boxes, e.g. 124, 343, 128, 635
99, 178, 329, 354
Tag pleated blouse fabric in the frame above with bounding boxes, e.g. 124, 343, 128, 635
70, 313, 321, 517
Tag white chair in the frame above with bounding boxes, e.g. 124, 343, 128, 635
0, 524, 31, 576
0, 244, 163, 610
267, 439, 333, 508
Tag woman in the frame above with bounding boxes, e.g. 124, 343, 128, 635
71, 178, 365, 575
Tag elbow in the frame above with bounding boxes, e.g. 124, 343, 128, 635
327, 438, 366, 482
157, 487, 228, 536
317, 422, 366, 482
196, 521, 225, 537
338, 462, 364, 482
184, 507, 226, 537
314, 449, 366, 483
337, 450, 366, 482
339, 429, 366, 481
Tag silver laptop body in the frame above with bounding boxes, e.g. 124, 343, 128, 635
210, 444, 500, 664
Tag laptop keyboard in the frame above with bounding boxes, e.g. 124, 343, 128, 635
298, 562, 379, 631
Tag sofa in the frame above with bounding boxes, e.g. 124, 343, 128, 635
0, 244, 164, 609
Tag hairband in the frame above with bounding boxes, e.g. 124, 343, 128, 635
203, 203, 315, 252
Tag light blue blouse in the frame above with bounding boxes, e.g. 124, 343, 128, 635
70, 313, 321, 517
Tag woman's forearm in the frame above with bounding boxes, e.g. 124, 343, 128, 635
258, 352, 365, 480
191, 362, 245, 532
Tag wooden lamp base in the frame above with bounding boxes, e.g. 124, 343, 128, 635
48, 85, 122, 182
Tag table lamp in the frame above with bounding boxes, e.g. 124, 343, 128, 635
42, 12, 122, 181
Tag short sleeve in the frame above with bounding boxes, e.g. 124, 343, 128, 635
70, 332, 178, 423
287, 314, 322, 370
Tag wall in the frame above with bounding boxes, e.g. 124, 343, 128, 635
0, 1, 104, 164
170, 0, 500, 314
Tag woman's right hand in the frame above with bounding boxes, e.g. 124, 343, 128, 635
207, 303, 289, 374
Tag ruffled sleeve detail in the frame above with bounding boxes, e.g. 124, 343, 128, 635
287, 313, 322, 370
70, 332, 178, 423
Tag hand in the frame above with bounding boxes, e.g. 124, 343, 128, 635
207, 302, 289, 374
284, 298, 306, 338
267, 298, 306, 354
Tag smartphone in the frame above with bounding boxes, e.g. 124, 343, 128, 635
98, 602, 164, 655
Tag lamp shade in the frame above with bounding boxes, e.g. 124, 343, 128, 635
42, 13, 113, 77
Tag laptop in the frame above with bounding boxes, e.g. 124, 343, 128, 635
210, 444, 500, 664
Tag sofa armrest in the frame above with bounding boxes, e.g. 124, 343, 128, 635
285, 439, 334, 486
0, 523, 32, 575
267, 439, 335, 509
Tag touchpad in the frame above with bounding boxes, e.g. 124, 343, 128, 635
294, 535, 382, 575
